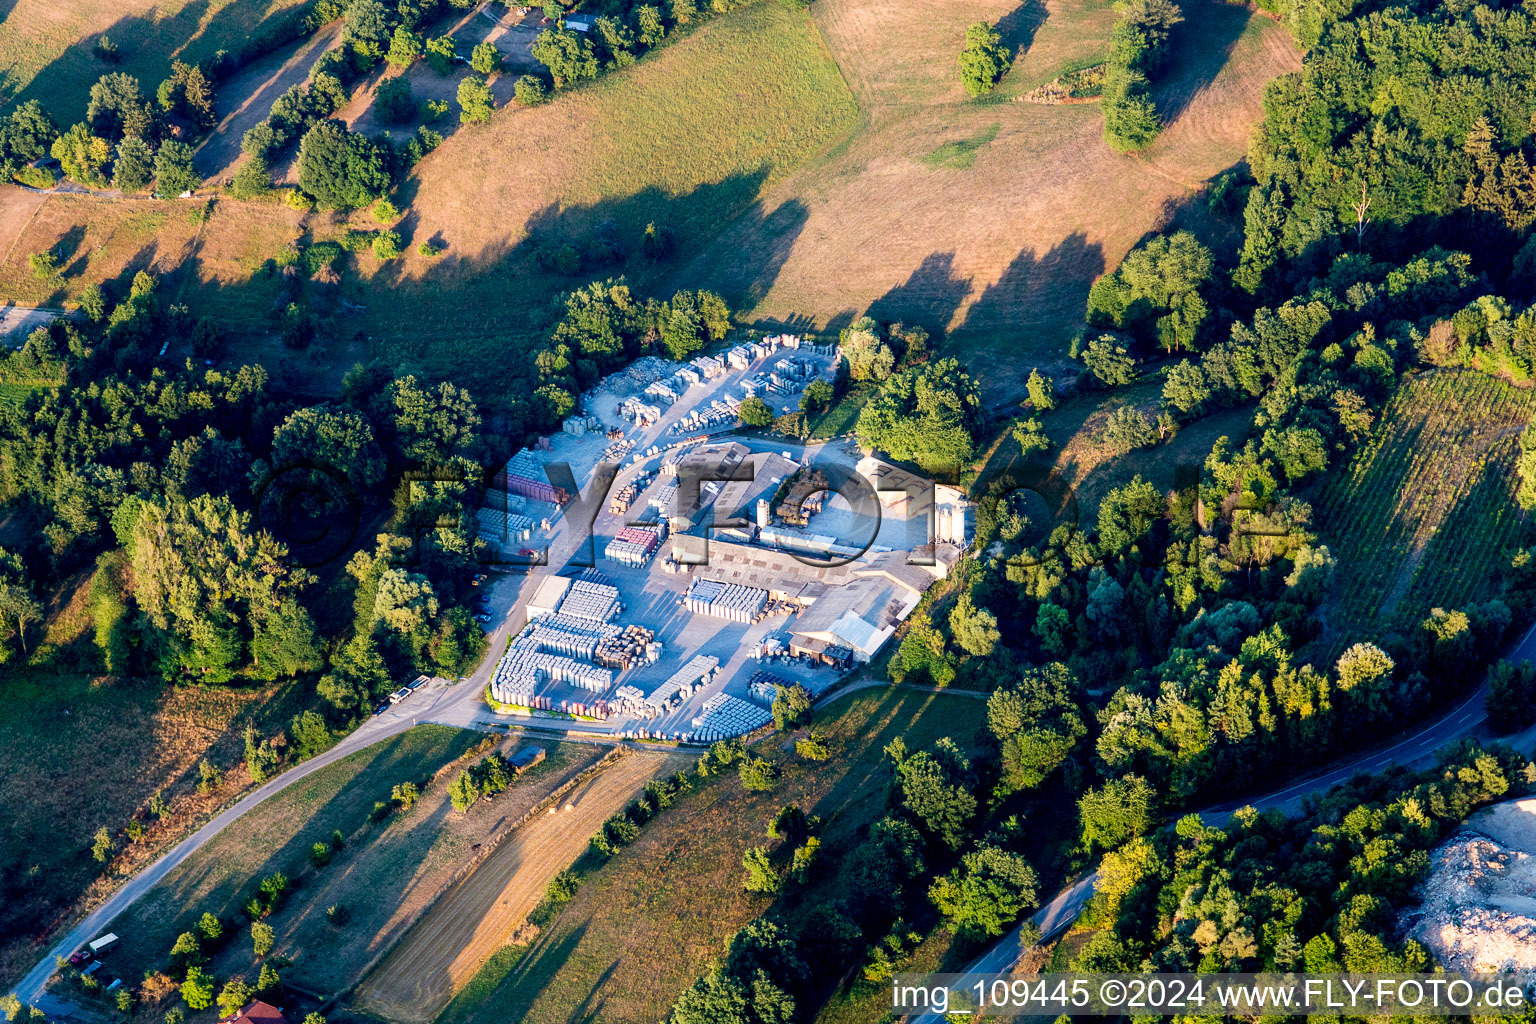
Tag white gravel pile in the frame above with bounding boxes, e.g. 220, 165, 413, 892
1414, 798, 1536, 971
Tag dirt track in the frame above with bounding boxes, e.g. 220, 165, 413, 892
351, 750, 679, 1024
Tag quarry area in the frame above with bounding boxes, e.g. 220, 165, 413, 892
1414, 798, 1536, 972
471, 334, 974, 742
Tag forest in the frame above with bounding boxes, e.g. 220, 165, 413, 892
649, 1, 1536, 1019
9, 0, 1536, 1019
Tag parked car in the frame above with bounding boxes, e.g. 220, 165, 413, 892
475, 612, 492, 623
373, 702, 390, 716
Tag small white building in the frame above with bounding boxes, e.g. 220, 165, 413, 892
527, 576, 571, 620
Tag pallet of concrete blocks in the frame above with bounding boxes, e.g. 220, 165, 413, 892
603, 538, 650, 567
594, 625, 657, 670
522, 615, 621, 660
691, 694, 773, 741
475, 507, 535, 543
490, 672, 537, 705
558, 574, 621, 622
499, 642, 613, 693
747, 671, 795, 704
643, 654, 719, 716
611, 684, 646, 715
684, 579, 768, 623
559, 698, 610, 720
727, 345, 752, 370
690, 355, 725, 378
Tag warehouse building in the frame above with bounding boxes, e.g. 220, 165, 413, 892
855, 454, 975, 547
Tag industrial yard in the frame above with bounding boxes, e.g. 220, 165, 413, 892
472, 334, 974, 742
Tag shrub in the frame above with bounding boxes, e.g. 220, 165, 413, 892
310, 841, 332, 867
196, 759, 223, 794
387, 26, 422, 68
339, 229, 375, 253
216, 979, 253, 1018
302, 241, 344, 276
741, 846, 780, 893
230, 158, 274, 199
958, 21, 1010, 98
738, 757, 779, 791
374, 76, 417, 124
372, 230, 403, 259
514, 75, 548, 105
1081, 335, 1136, 386
424, 35, 457, 75
371, 197, 400, 223
154, 141, 201, 197
770, 683, 812, 730
180, 967, 215, 1011
113, 136, 154, 192
418, 241, 444, 257
470, 41, 503, 76
545, 869, 579, 904
14, 165, 58, 189
795, 732, 830, 760
738, 395, 774, 427
28, 252, 57, 281
457, 75, 494, 124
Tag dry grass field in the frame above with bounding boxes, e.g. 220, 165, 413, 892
0, 0, 312, 125
0, 195, 363, 392
0, 0, 1298, 413
447, 688, 997, 1024
975, 377, 1256, 522
352, 749, 683, 1024
1317, 369, 1536, 643
90, 725, 490, 994
354, 0, 859, 387
679, 0, 1299, 407
0, 670, 305, 989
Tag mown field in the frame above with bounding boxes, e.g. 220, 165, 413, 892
1317, 369, 1536, 639
352, 749, 683, 1024
446, 688, 996, 1024
88, 725, 489, 998
363, 0, 860, 388
0, 0, 313, 125
680, 0, 1300, 407
0, 670, 303, 989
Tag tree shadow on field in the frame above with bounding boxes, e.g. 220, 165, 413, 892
947, 233, 1104, 407
375, 165, 806, 386
1130, 158, 1252, 264
1153, 0, 1251, 128
864, 251, 973, 337
51, 225, 89, 278
467, 920, 590, 1023
996, 0, 1049, 60
8, 0, 322, 124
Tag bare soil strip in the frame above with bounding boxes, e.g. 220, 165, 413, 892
350, 750, 680, 1024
